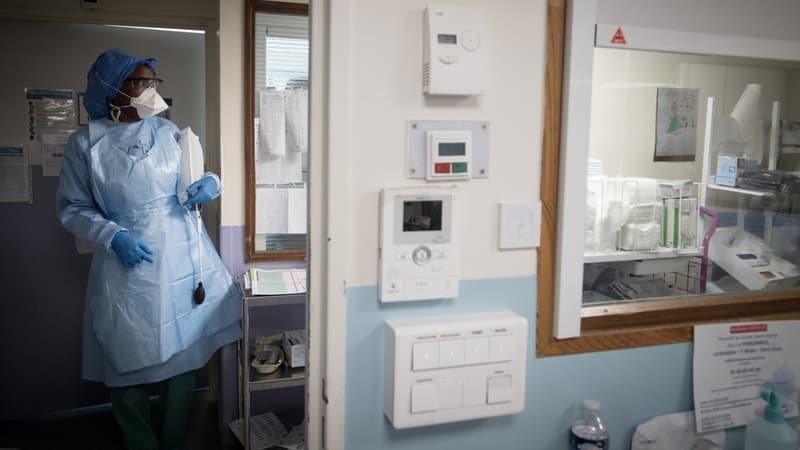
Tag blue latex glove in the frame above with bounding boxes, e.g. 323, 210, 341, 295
110, 231, 154, 268
183, 175, 219, 206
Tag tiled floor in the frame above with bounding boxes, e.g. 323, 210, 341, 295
0, 389, 223, 450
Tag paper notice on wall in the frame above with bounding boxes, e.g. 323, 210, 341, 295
256, 187, 289, 234
259, 90, 286, 156
285, 89, 308, 153
255, 185, 307, 234
26, 89, 76, 142
288, 186, 307, 233
40, 132, 72, 176
255, 150, 302, 184
0, 146, 31, 203
693, 320, 800, 433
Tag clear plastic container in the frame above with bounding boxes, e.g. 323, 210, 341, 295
570, 399, 610, 449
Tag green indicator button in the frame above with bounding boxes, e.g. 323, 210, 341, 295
451, 162, 468, 173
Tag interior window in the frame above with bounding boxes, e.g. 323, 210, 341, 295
583, 48, 800, 306
246, 2, 309, 262
536, 0, 800, 356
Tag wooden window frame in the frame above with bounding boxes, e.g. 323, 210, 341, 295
537, 0, 800, 356
244, 0, 309, 262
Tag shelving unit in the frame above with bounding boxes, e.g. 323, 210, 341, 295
584, 248, 702, 264
237, 282, 306, 450
699, 97, 800, 291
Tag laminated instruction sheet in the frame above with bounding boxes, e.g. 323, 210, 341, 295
249, 268, 306, 295
693, 320, 800, 433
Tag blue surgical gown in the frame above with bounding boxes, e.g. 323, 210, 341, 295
56, 117, 242, 387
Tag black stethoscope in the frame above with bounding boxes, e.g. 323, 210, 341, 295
192, 204, 205, 305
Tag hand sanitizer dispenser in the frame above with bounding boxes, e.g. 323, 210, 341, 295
744, 387, 799, 450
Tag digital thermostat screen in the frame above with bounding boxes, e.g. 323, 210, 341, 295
402, 200, 443, 232
438, 142, 466, 156
437, 34, 457, 44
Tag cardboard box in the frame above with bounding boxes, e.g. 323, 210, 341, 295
282, 329, 306, 368
715, 155, 758, 187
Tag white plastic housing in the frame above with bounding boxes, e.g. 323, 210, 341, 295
379, 187, 459, 302
423, 4, 485, 95
384, 311, 528, 429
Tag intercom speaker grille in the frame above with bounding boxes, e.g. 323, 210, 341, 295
423, 62, 430, 89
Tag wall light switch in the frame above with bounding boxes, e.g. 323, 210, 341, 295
384, 311, 528, 429
498, 200, 541, 250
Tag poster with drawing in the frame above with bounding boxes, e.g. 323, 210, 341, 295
654, 87, 698, 161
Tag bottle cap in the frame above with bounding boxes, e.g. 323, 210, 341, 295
583, 399, 600, 411
762, 387, 785, 424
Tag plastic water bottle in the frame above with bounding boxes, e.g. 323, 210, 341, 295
570, 399, 610, 449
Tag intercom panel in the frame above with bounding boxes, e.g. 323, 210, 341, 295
379, 187, 459, 302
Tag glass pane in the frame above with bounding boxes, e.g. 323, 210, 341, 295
253, 11, 309, 256
582, 47, 800, 305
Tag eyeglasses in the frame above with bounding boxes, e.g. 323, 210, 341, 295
126, 77, 164, 89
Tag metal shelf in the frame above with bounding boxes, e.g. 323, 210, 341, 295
249, 365, 305, 392
238, 277, 307, 450
707, 183, 773, 197
584, 248, 702, 263
246, 293, 306, 308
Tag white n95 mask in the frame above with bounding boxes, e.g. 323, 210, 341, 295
129, 87, 169, 119
108, 85, 170, 121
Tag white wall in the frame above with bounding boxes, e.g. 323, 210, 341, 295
597, 0, 800, 42
589, 48, 793, 180
219, 0, 543, 281
344, 0, 545, 285
219, 0, 245, 227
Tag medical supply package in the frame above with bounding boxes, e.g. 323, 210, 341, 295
631, 411, 724, 450
282, 329, 306, 368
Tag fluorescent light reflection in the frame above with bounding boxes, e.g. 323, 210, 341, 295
106, 25, 205, 34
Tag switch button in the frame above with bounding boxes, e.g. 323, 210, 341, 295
412, 342, 439, 371
489, 335, 514, 362
464, 337, 489, 365
487, 375, 513, 404
438, 340, 465, 368
411, 383, 438, 413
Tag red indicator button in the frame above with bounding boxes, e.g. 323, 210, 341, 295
434, 163, 451, 174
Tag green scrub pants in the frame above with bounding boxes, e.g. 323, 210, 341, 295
109, 370, 197, 450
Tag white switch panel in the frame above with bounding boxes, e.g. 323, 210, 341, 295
498, 200, 541, 249
384, 311, 528, 429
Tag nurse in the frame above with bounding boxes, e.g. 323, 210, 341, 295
56, 49, 241, 450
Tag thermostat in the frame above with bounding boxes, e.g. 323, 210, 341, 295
427, 130, 472, 181
423, 4, 485, 95
379, 187, 459, 302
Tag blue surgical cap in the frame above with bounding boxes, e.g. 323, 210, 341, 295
84, 49, 158, 120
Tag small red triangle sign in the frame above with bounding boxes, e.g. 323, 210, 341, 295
611, 27, 627, 44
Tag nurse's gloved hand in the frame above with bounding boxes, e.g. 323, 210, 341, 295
183, 175, 220, 206
110, 231, 154, 268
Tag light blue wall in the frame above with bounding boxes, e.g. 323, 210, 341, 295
345, 276, 747, 450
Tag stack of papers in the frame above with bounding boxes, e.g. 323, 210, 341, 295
229, 412, 306, 450
249, 268, 306, 296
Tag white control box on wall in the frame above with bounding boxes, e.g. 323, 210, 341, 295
423, 4, 485, 95
379, 187, 459, 302
384, 311, 528, 429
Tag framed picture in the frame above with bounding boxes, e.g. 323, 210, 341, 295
654, 87, 698, 161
